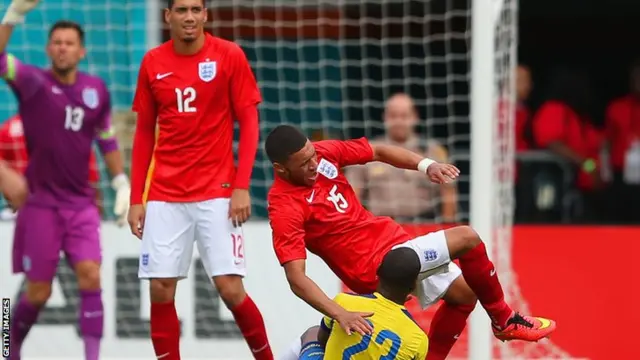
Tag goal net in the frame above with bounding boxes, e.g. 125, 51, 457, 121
0, 0, 575, 359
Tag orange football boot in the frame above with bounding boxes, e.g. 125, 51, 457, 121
493, 313, 556, 342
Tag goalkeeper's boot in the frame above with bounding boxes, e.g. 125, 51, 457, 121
492, 313, 556, 342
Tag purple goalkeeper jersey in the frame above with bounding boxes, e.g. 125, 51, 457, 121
0, 53, 119, 208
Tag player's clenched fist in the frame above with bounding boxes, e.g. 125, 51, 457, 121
228, 188, 251, 227
426, 162, 460, 184
335, 309, 374, 336
127, 204, 146, 239
2, 0, 40, 24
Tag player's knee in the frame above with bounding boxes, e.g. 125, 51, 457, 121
25, 281, 53, 307
300, 326, 320, 344
213, 275, 246, 309
446, 226, 481, 255
149, 278, 178, 303
75, 261, 101, 290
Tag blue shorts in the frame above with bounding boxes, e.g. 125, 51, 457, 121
299, 341, 324, 360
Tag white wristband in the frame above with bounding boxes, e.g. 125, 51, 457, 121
417, 158, 436, 173
111, 173, 129, 190
2, 6, 24, 25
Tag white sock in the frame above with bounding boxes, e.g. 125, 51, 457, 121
278, 338, 302, 360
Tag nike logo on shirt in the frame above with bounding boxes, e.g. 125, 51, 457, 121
306, 190, 315, 203
156, 72, 173, 80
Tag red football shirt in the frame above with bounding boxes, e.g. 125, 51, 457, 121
605, 95, 640, 171
268, 138, 413, 293
533, 101, 603, 190
0, 115, 100, 183
131, 34, 262, 203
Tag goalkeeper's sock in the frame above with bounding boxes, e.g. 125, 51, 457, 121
150, 301, 181, 360
231, 295, 274, 360
10, 295, 42, 357
79, 290, 103, 360
427, 301, 474, 360
458, 242, 514, 328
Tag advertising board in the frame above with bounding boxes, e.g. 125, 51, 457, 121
1, 222, 638, 359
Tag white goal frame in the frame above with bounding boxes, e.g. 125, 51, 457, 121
469, 0, 507, 358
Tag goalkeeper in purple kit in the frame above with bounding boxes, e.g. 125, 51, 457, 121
1, 1, 131, 359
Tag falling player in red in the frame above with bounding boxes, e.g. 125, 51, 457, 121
266, 125, 556, 360
127, 1, 273, 359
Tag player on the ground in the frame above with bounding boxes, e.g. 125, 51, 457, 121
1, 2, 131, 360
266, 125, 556, 360
127, 1, 273, 359
296, 247, 429, 360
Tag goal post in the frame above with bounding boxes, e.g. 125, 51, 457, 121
468, 0, 497, 357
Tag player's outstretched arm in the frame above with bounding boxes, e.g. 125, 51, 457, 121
371, 143, 461, 184
283, 260, 373, 336
0, 1, 42, 100
0, 0, 39, 52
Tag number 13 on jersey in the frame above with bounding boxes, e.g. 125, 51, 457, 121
175, 87, 196, 113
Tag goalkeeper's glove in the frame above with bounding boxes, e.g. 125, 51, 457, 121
111, 174, 131, 227
2, 0, 40, 25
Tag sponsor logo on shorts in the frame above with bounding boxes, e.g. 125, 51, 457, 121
423, 249, 439, 262
141, 254, 149, 266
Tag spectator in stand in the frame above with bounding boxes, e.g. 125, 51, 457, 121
0, 114, 102, 218
605, 58, 640, 223
515, 64, 533, 152
532, 69, 604, 221
346, 93, 457, 223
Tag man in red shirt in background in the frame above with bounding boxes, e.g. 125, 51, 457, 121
127, 1, 273, 359
532, 70, 604, 221
605, 58, 640, 222
0, 114, 102, 215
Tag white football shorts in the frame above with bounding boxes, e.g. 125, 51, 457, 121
138, 198, 246, 279
393, 230, 462, 309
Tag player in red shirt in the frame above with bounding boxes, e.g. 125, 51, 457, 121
0, 114, 101, 186
266, 125, 556, 360
127, 1, 273, 359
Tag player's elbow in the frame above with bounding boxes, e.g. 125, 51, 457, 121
286, 274, 304, 294
371, 143, 393, 162
285, 272, 307, 296
134, 110, 157, 134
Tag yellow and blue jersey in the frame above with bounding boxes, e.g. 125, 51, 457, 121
320, 292, 428, 360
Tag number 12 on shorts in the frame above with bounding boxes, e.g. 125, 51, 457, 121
343, 327, 402, 360
231, 233, 244, 264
